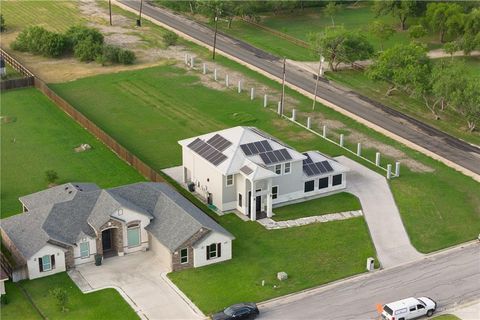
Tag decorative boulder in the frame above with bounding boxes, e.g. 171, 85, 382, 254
277, 272, 288, 281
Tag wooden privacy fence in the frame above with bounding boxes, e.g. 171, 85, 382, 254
1, 48, 35, 90
34, 78, 165, 182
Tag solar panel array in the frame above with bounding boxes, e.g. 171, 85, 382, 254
187, 138, 228, 166
259, 148, 292, 165
240, 140, 272, 156
240, 165, 253, 175
302, 153, 334, 176
206, 134, 232, 152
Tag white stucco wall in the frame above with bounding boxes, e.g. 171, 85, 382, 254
148, 233, 172, 272
0, 281, 5, 295
73, 236, 97, 266
27, 244, 66, 280
193, 232, 232, 268
182, 147, 225, 210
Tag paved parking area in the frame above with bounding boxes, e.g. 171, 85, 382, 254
72, 251, 203, 320
336, 156, 423, 268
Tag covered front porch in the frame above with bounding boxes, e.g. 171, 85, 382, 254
243, 177, 273, 221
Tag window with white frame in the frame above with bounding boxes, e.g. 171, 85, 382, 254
180, 248, 188, 264
127, 224, 141, 247
272, 186, 279, 199
226, 174, 234, 186
284, 162, 291, 174
80, 241, 90, 258
275, 164, 282, 175
39, 254, 55, 272
206, 243, 222, 260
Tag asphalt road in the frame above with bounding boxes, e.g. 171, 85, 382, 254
259, 244, 480, 320
119, 0, 480, 177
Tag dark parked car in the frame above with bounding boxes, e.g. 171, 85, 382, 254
211, 303, 259, 320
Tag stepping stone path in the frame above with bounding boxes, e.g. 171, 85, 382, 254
257, 210, 363, 230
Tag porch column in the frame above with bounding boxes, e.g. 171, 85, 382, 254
250, 180, 256, 221
267, 179, 273, 218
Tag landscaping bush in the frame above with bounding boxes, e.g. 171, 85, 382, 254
101, 45, 121, 64
162, 30, 178, 47
50, 288, 69, 312
117, 49, 136, 65
11, 26, 49, 53
74, 37, 103, 62
65, 25, 104, 51
45, 170, 59, 185
0, 294, 8, 305
1, 14, 6, 32
41, 32, 68, 58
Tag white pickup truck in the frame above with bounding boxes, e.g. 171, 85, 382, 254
381, 297, 437, 320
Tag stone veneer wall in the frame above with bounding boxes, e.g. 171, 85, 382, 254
171, 228, 210, 271
96, 219, 124, 256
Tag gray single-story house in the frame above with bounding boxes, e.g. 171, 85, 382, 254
1, 182, 234, 282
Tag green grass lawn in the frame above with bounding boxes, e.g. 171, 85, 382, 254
1, 64, 24, 81
168, 214, 375, 314
207, 4, 439, 61
432, 315, 461, 320
0, 0, 86, 33
325, 57, 480, 147
273, 192, 361, 221
51, 63, 480, 254
1, 273, 138, 320
0, 88, 145, 217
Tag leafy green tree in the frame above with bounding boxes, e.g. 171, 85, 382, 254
408, 24, 427, 40
50, 288, 69, 312
369, 20, 395, 50
373, 0, 423, 30
73, 37, 103, 62
430, 61, 468, 113
310, 27, 374, 71
367, 43, 431, 97
424, 2, 464, 43
459, 8, 480, 55
443, 42, 458, 59
65, 25, 104, 51
45, 170, 59, 185
324, 2, 339, 27
41, 32, 68, 58
451, 80, 480, 132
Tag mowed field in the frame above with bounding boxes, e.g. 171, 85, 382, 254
51, 64, 480, 254
2, 273, 138, 320
1, 88, 144, 217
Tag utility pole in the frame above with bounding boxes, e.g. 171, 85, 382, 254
108, 0, 112, 26
312, 54, 324, 110
212, 15, 219, 60
137, 0, 143, 27
280, 57, 286, 116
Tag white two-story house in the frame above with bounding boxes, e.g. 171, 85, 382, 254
178, 126, 348, 220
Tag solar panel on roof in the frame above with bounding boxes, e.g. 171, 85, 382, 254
273, 150, 284, 161
187, 138, 228, 166
309, 163, 320, 175
302, 157, 335, 176
322, 161, 333, 172
207, 134, 232, 152
259, 152, 270, 164
240, 144, 253, 156
280, 149, 292, 160
303, 153, 313, 164
240, 140, 273, 156
261, 140, 273, 151
303, 165, 314, 176
254, 141, 266, 153
315, 162, 327, 174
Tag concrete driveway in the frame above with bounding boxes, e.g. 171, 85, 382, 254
336, 156, 423, 268
72, 251, 203, 320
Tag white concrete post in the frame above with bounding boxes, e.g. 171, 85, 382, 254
307, 117, 311, 129
184, 53, 189, 65
267, 179, 273, 218
375, 152, 381, 166
190, 56, 194, 68
202, 63, 206, 74
395, 161, 401, 177
250, 181, 256, 221
277, 101, 282, 115
357, 143, 362, 156
263, 94, 268, 107
250, 87, 255, 100
238, 80, 242, 93
225, 74, 229, 87
387, 164, 392, 179
322, 125, 327, 137
292, 109, 297, 121
339, 134, 344, 147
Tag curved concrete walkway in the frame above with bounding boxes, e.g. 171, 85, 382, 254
335, 156, 423, 268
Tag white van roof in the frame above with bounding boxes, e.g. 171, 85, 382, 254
386, 297, 421, 310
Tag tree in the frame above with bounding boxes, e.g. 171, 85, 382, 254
0, 14, 5, 32
324, 2, 339, 27
451, 80, 480, 132
65, 25, 104, 51
162, 30, 178, 46
310, 27, 374, 71
430, 61, 468, 113
369, 20, 395, 50
45, 170, 59, 185
367, 43, 431, 97
424, 2, 464, 43
409, 24, 427, 40
443, 42, 458, 59
41, 32, 68, 58
50, 288, 69, 312
73, 37, 102, 62
373, 0, 423, 30
459, 8, 480, 55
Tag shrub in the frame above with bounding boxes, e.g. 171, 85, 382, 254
162, 31, 178, 47
11, 26, 49, 54
50, 288, 68, 312
41, 32, 68, 58
0, 294, 8, 305
102, 45, 121, 64
74, 37, 103, 62
117, 49, 136, 65
45, 170, 59, 185
65, 25, 104, 51
1, 14, 5, 32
